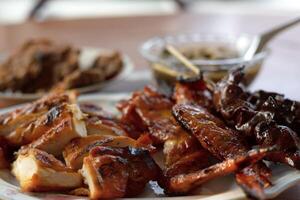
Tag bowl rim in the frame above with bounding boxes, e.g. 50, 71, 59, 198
140, 33, 269, 68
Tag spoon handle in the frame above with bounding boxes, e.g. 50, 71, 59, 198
257, 17, 300, 53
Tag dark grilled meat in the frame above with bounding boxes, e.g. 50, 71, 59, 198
164, 147, 272, 195
247, 90, 300, 132
173, 76, 213, 110
213, 68, 300, 169
173, 104, 272, 199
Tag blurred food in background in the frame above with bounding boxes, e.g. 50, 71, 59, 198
0, 39, 123, 93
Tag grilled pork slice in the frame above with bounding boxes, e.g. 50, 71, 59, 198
63, 135, 137, 170
84, 117, 128, 136
80, 146, 160, 199
6, 100, 83, 146
80, 103, 128, 136
12, 148, 82, 192
79, 103, 113, 119
20, 103, 87, 156
0, 91, 76, 139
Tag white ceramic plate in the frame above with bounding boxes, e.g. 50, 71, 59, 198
0, 93, 299, 200
0, 47, 134, 102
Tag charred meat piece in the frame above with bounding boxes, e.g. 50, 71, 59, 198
247, 90, 300, 132
12, 148, 82, 192
63, 135, 138, 170
80, 146, 160, 199
118, 86, 210, 172
117, 89, 154, 140
173, 104, 272, 199
19, 103, 87, 156
213, 68, 300, 169
0, 91, 76, 138
164, 147, 272, 195
173, 76, 213, 110
163, 150, 210, 178
173, 104, 248, 158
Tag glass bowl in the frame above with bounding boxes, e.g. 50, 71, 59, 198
140, 33, 269, 88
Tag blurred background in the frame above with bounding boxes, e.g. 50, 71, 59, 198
0, 0, 299, 101
0, 0, 299, 24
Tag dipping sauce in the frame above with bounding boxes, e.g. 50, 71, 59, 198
161, 44, 240, 60
141, 34, 268, 90
153, 44, 263, 87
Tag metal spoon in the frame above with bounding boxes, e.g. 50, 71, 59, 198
244, 16, 300, 60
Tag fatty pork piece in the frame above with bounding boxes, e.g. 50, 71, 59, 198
80, 103, 129, 136
0, 91, 76, 141
19, 103, 87, 156
80, 146, 160, 199
12, 148, 82, 192
84, 113, 128, 136
63, 135, 138, 170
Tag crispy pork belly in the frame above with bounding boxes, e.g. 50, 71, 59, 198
80, 146, 160, 199
12, 148, 82, 192
20, 103, 87, 156
63, 135, 137, 170
6, 100, 83, 146
0, 91, 76, 139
